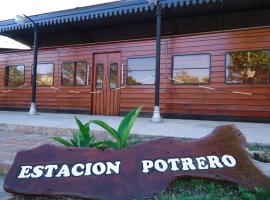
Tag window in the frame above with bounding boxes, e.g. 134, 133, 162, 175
35, 63, 54, 86
5, 65, 25, 87
110, 63, 118, 89
172, 54, 210, 84
226, 50, 270, 84
61, 61, 87, 86
127, 57, 155, 85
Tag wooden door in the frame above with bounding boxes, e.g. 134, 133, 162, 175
92, 52, 121, 115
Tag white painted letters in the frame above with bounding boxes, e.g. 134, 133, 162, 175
55, 164, 70, 177
106, 161, 121, 175
31, 165, 44, 178
17, 155, 237, 179
222, 155, 236, 167
167, 158, 180, 171
181, 158, 196, 171
71, 163, 85, 177
44, 165, 58, 178
196, 157, 209, 170
142, 160, 154, 173
154, 159, 168, 172
207, 156, 224, 168
18, 166, 32, 178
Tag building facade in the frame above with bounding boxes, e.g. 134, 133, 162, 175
0, 0, 269, 121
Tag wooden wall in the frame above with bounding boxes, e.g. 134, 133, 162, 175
0, 27, 270, 120
162, 28, 270, 119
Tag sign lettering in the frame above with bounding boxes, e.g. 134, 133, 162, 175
4, 125, 270, 200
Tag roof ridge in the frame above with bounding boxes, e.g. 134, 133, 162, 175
0, 0, 224, 32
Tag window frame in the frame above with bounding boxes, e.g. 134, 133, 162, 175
32, 63, 54, 87
5, 64, 25, 87
171, 53, 211, 85
225, 50, 270, 84
61, 61, 88, 86
126, 56, 156, 86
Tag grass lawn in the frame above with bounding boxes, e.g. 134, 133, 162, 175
5, 178, 270, 200
248, 143, 270, 152
155, 179, 270, 200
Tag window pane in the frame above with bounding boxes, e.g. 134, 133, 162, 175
173, 54, 210, 84
127, 71, 155, 85
127, 57, 155, 85
76, 62, 87, 86
173, 54, 210, 69
96, 64, 104, 89
5, 65, 25, 87
127, 57, 155, 71
110, 63, 118, 89
36, 64, 54, 86
226, 51, 270, 83
173, 69, 209, 84
62, 63, 75, 86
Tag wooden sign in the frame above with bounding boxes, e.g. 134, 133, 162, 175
4, 125, 270, 200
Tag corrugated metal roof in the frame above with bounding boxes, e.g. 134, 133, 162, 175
0, 0, 222, 32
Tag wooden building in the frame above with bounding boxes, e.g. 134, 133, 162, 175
0, 0, 270, 121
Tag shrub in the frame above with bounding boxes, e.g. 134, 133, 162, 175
52, 117, 100, 148
89, 106, 143, 149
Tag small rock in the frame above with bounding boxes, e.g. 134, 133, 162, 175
249, 151, 270, 163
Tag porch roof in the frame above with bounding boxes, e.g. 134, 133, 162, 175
0, 0, 270, 50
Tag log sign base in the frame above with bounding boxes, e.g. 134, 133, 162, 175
4, 125, 270, 200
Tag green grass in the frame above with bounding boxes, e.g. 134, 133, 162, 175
7, 179, 269, 200
248, 143, 270, 152
154, 179, 270, 200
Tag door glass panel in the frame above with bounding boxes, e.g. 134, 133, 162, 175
110, 63, 118, 89
96, 64, 104, 89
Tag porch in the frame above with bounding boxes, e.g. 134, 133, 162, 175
0, 110, 269, 144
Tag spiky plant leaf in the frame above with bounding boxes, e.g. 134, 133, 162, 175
95, 140, 118, 150
75, 117, 90, 142
89, 120, 120, 144
51, 136, 73, 147
117, 106, 142, 147
70, 139, 77, 147
73, 132, 81, 147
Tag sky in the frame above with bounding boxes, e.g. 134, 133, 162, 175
0, 0, 117, 49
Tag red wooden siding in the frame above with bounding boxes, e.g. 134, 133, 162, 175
0, 27, 270, 119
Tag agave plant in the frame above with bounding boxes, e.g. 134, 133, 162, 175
52, 117, 99, 147
89, 106, 143, 149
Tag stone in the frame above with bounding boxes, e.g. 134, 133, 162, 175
4, 125, 270, 200
249, 151, 270, 163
